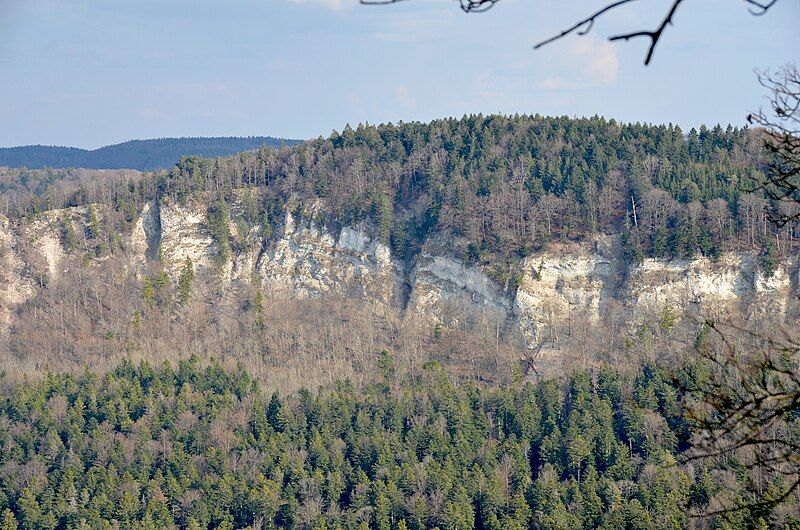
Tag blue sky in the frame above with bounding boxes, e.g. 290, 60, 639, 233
0, 0, 797, 148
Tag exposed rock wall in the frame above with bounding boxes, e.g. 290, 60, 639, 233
512, 246, 797, 347
1, 198, 797, 351
130, 201, 161, 263
158, 198, 218, 276
0, 215, 35, 329
408, 253, 512, 325
627, 253, 798, 325
256, 212, 404, 310
514, 249, 614, 347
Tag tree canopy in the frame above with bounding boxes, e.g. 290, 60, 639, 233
0, 358, 796, 529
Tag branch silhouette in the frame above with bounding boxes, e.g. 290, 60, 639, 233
746, 63, 800, 225
676, 319, 800, 516
360, 0, 782, 65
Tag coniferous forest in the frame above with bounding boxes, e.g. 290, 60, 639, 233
0, 356, 797, 530
0, 137, 301, 172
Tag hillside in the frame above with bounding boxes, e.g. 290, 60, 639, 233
1, 114, 798, 528
0, 136, 303, 171
0, 114, 797, 388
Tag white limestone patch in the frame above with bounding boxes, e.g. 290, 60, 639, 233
158, 199, 216, 276
407, 253, 511, 325
256, 213, 402, 309
513, 251, 611, 346
337, 227, 369, 254
628, 254, 750, 319
0, 216, 36, 332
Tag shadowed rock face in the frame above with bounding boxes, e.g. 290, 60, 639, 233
1, 197, 797, 352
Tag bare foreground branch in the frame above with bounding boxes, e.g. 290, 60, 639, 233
676, 319, 800, 516
360, 0, 499, 12
747, 63, 800, 225
605, 0, 684, 65
360, 0, 782, 65
532, 0, 685, 65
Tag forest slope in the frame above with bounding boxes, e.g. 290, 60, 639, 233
0, 358, 796, 529
0, 115, 797, 388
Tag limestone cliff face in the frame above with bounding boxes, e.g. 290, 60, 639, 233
256, 212, 404, 310
512, 245, 797, 346
0, 215, 35, 329
514, 245, 615, 347
0, 197, 797, 348
159, 198, 219, 276
0, 206, 93, 330
408, 253, 512, 325
625, 254, 793, 319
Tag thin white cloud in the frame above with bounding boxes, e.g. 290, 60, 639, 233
285, 0, 349, 10
367, 10, 456, 42
394, 84, 416, 109
538, 35, 620, 90
538, 78, 581, 91
542, 94, 578, 108
136, 107, 161, 120
473, 70, 527, 110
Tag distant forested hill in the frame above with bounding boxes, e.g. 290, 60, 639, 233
0, 136, 302, 171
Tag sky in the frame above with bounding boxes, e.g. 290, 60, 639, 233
0, 0, 797, 149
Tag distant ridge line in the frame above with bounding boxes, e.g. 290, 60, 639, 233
0, 136, 304, 171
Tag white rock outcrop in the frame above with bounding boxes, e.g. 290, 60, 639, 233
514, 251, 613, 346
0, 216, 36, 331
0, 197, 796, 351
158, 198, 218, 275
256, 212, 403, 310
408, 253, 511, 325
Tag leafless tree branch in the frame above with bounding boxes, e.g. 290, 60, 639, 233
360, 0, 782, 66
743, 0, 779, 15
532, 0, 639, 49
676, 318, 800, 516
745, 64, 800, 225
360, 0, 500, 12
606, 0, 684, 65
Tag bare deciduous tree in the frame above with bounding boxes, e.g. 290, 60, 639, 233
738, 192, 768, 247
747, 63, 800, 225
681, 65, 800, 516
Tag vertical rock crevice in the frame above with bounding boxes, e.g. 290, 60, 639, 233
142, 200, 162, 262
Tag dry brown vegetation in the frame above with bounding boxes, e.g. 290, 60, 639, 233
0, 247, 536, 393
0, 239, 742, 397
